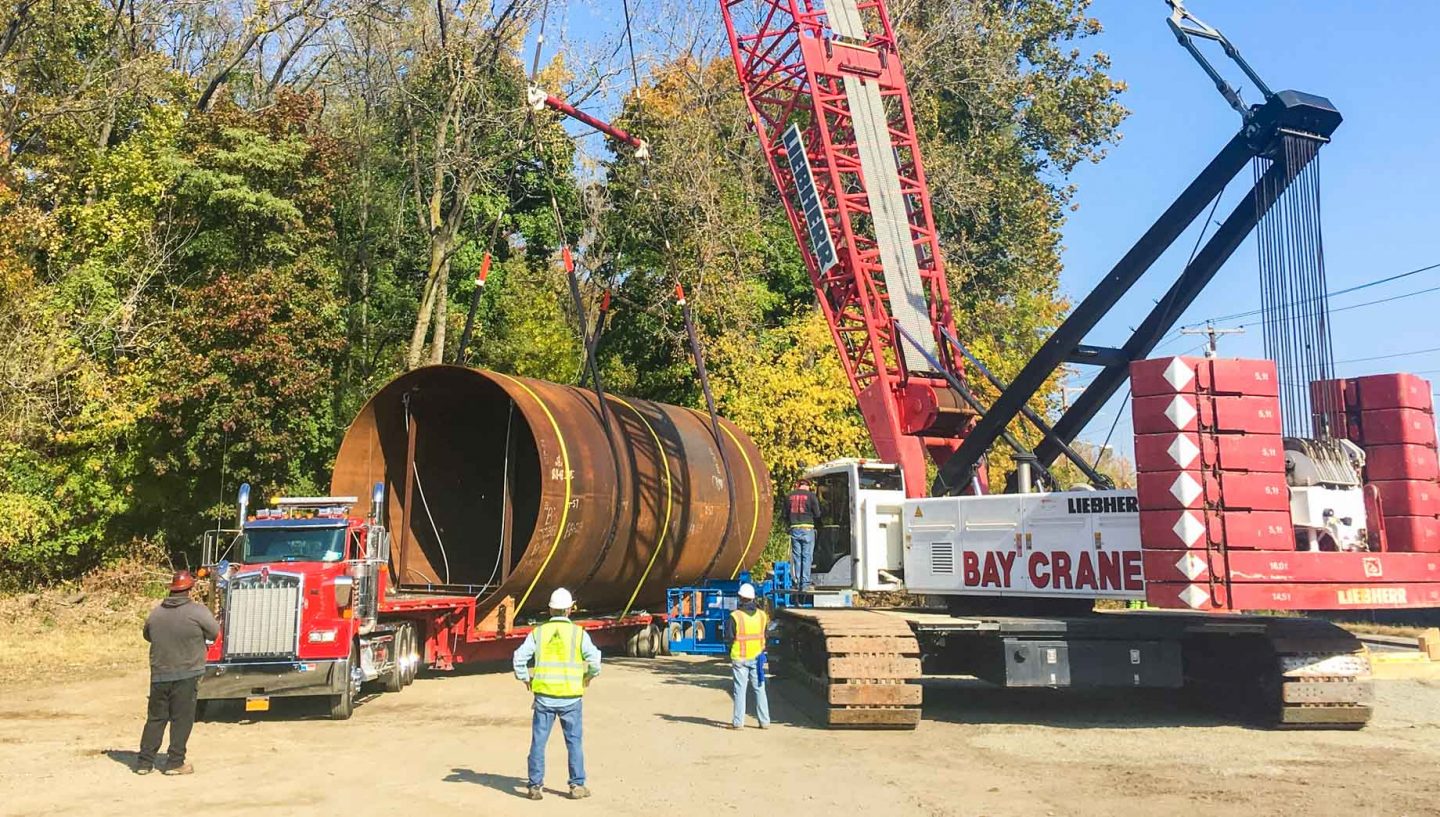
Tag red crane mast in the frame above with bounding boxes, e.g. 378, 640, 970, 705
719, 0, 973, 496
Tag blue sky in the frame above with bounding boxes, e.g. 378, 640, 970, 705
538, 1, 1440, 457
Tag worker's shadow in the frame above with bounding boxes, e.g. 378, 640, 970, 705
100, 749, 142, 770
443, 768, 534, 798
655, 713, 731, 728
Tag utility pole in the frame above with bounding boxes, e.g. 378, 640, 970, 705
1059, 386, 1086, 412
1181, 322, 1245, 358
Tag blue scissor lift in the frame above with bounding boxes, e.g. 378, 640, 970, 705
664, 562, 809, 655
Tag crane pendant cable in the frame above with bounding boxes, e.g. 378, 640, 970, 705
1254, 133, 1335, 438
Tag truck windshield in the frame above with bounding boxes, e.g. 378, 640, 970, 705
243, 527, 346, 563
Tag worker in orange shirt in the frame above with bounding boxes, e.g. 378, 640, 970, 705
724, 583, 770, 729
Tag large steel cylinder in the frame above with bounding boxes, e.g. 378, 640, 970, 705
331, 365, 772, 616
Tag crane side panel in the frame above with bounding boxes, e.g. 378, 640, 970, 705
902, 493, 1145, 599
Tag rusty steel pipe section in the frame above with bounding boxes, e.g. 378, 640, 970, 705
332, 365, 772, 616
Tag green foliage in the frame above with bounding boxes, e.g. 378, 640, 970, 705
468, 258, 586, 383
135, 261, 346, 543
710, 312, 873, 493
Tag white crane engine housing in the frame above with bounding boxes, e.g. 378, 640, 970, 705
903, 491, 1146, 600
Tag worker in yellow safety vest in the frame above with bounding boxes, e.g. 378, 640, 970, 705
725, 583, 771, 729
512, 587, 601, 801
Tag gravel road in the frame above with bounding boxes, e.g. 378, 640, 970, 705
1, 656, 1437, 817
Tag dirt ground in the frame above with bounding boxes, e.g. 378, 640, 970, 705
1, 654, 1438, 817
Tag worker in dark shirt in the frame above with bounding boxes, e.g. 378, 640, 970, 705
137, 570, 219, 775
786, 479, 822, 590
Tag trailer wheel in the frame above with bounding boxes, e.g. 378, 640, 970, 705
623, 628, 640, 657
329, 643, 360, 720
637, 626, 656, 659
400, 624, 419, 686
381, 630, 405, 693
655, 623, 671, 656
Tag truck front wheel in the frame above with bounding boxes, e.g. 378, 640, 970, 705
329, 644, 360, 720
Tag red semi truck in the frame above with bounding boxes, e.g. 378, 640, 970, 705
198, 484, 657, 719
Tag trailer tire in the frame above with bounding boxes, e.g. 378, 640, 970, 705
638, 625, 656, 659
654, 623, 671, 656
400, 624, 419, 686
329, 644, 359, 720
623, 628, 640, 657
381, 630, 405, 693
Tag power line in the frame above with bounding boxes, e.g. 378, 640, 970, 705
1335, 345, 1440, 365
1175, 259, 1440, 330
1223, 283, 1440, 332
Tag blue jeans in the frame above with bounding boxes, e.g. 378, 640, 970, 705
528, 698, 585, 787
790, 526, 815, 586
731, 658, 770, 727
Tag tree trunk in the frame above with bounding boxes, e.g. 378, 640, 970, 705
405, 237, 447, 369
428, 257, 450, 365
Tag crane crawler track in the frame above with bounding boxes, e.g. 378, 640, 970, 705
777, 608, 923, 729
1183, 616, 1374, 729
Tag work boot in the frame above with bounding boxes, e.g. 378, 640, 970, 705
570, 784, 591, 800
526, 786, 543, 801
162, 762, 194, 776
758, 722, 770, 730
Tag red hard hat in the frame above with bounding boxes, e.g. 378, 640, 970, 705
168, 570, 196, 593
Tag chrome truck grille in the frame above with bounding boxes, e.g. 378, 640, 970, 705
224, 571, 302, 658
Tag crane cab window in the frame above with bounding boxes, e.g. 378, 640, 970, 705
858, 466, 903, 492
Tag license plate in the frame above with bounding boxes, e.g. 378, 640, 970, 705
244, 696, 271, 712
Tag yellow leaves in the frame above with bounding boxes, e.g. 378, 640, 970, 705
710, 312, 872, 491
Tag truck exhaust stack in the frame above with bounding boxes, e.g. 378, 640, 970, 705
332, 365, 772, 616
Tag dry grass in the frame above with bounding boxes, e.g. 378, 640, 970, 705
0, 558, 173, 687
1334, 621, 1428, 639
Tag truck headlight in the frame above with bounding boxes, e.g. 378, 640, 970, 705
307, 629, 338, 643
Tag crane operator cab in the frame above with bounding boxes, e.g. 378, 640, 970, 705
801, 460, 908, 592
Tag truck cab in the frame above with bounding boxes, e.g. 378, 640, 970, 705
199, 484, 414, 719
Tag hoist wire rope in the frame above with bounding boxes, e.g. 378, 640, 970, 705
1255, 135, 1334, 437
520, 0, 631, 592
614, 19, 742, 579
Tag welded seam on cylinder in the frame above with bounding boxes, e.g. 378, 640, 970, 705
696, 414, 761, 580
493, 373, 572, 612
612, 397, 674, 617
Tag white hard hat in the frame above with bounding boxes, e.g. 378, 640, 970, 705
548, 587, 574, 609
738, 583, 756, 600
